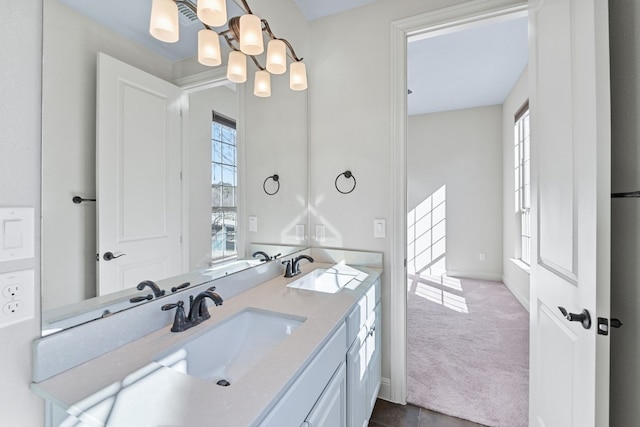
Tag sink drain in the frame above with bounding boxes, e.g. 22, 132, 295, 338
216, 379, 231, 387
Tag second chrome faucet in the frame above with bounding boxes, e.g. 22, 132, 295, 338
162, 286, 223, 332
282, 255, 314, 278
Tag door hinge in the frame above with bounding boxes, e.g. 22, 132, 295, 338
180, 171, 183, 180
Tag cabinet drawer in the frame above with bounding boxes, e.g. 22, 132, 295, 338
259, 322, 347, 427
346, 278, 381, 346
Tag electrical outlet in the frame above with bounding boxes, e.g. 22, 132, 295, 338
2, 283, 21, 299
479, 253, 486, 261
3, 300, 23, 315
315, 224, 326, 242
0, 270, 34, 328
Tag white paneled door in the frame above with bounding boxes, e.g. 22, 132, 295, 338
96, 53, 183, 296
529, 0, 611, 426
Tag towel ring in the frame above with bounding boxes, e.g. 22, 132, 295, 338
263, 174, 280, 195
335, 170, 356, 194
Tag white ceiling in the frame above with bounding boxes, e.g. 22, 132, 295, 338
407, 16, 529, 116
57, 0, 527, 115
294, 0, 378, 21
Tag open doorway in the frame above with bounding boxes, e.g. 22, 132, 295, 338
405, 13, 530, 426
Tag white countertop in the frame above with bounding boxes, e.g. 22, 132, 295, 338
32, 263, 381, 427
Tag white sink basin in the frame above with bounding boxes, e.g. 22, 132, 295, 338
286, 267, 359, 294
155, 308, 305, 385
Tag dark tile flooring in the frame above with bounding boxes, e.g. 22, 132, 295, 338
368, 399, 486, 427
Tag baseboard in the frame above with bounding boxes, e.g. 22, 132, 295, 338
377, 377, 392, 402
446, 270, 503, 282
502, 275, 530, 312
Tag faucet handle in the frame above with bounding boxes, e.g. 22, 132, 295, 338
282, 260, 294, 278
130, 294, 153, 303
171, 281, 190, 293
161, 300, 188, 332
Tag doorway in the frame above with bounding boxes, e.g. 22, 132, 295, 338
387, 0, 529, 409
404, 14, 529, 426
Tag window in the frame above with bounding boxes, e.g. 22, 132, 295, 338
211, 112, 237, 262
514, 102, 530, 264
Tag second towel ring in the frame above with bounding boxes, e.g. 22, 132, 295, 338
263, 174, 280, 195
335, 170, 356, 194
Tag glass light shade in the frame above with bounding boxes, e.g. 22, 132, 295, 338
254, 70, 271, 97
149, 0, 179, 43
197, 0, 227, 27
239, 14, 264, 55
227, 51, 247, 83
198, 30, 222, 66
290, 61, 307, 91
266, 39, 287, 75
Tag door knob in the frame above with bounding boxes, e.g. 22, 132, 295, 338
558, 307, 591, 329
103, 251, 126, 261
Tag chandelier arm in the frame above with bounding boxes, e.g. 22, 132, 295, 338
249, 55, 266, 71
222, 34, 239, 50
260, 20, 303, 62
239, 0, 253, 15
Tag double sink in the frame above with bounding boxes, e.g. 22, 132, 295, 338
154, 264, 362, 385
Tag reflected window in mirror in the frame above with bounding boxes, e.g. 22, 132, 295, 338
211, 111, 238, 263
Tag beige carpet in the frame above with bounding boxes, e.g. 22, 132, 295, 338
406, 275, 529, 427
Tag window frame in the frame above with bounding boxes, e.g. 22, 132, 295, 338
514, 100, 531, 265
211, 111, 238, 263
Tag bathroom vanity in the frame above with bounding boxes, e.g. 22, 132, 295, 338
32, 255, 382, 427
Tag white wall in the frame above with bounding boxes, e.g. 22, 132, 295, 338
408, 106, 503, 280
187, 85, 239, 270
241, 0, 310, 249
0, 2, 44, 426
501, 67, 530, 309
42, 0, 174, 310
609, 1, 640, 425
307, 0, 473, 395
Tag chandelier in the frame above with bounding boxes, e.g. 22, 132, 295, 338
149, 0, 307, 97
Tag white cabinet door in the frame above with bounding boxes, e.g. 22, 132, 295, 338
96, 52, 183, 296
347, 302, 380, 427
305, 363, 347, 427
366, 303, 382, 413
347, 326, 369, 427
528, 0, 611, 425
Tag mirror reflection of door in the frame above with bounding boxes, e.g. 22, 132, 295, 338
96, 53, 183, 296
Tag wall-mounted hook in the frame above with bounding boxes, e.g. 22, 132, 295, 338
263, 174, 280, 195
335, 170, 356, 194
72, 196, 96, 204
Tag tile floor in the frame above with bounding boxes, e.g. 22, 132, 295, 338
368, 399, 487, 427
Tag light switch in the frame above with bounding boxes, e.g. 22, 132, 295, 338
0, 208, 34, 262
315, 224, 326, 242
373, 219, 386, 238
248, 215, 258, 232
295, 224, 305, 241
3, 220, 22, 249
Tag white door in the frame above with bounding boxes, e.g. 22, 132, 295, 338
529, 0, 611, 426
96, 53, 183, 296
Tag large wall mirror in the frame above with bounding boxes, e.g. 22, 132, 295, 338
41, 0, 309, 335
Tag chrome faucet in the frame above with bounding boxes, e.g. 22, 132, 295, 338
137, 280, 165, 298
161, 286, 223, 332
252, 251, 271, 262
188, 287, 224, 323
283, 255, 314, 278
252, 251, 281, 262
